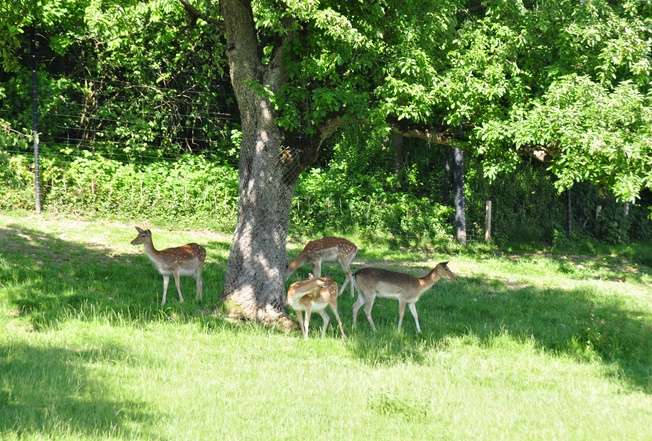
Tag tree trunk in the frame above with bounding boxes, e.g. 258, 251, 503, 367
221, 111, 295, 325
452, 146, 467, 244
219, 0, 294, 328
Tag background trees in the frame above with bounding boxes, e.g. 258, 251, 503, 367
0, 0, 650, 296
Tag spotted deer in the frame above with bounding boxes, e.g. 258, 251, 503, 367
286, 276, 346, 338
352, 261, 455, 333
286, 237, 358, 297
130, 226, 206, 305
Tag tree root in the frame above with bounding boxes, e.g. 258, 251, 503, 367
222, 297, 297, 333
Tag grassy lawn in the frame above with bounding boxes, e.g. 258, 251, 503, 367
1, 212, 651, 440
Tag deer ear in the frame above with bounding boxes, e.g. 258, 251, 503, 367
440, 261, 449, 266
135, 226, 143, 233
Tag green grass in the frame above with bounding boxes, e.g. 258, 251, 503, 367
1, 212, 651, 440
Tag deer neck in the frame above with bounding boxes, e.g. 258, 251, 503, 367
417, 268, 440, 294
287, 254, 306, 276
142, 237, 160, 260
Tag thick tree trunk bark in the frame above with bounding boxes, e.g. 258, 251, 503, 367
217, 0, 342, 326
222, 113, 295, 326
219, 0, 294, 327
452, 146, 467, 245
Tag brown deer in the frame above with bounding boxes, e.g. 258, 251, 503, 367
286, 276, 346, 338
286, 237, 358, 297
130, 226, 206, 305
352, 262, 455, 333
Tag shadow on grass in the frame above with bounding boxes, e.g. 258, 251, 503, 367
0, 224, 231, 330
2, 223, 651, 394
342, 275, 652, 393
0, 342, 161, 439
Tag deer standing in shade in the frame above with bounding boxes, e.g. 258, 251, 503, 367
286, 237, 358, 297
287, 275, 346, 338
130, 226, 206, 305
352, 261, 455, 333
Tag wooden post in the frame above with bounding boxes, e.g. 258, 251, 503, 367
484, 200, 492, 242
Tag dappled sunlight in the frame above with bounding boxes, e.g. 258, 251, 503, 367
342, 276, 652, 392
0, 223, 231, 330
1, 214, 651, 397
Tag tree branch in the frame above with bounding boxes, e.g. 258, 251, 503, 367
318, 116, 345, 148
281, 115, 346, 184
391, 126, 449, 145
178, 0, 224, 30
263, 25, 295, 93
220, 0, 263, 127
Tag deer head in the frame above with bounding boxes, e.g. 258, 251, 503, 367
433, 261, 456, 280
130, 226, 152, 245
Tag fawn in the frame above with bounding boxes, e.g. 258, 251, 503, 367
130, 226, 206, 305
286, 275, 346, 338
286, 237, 358, 297
352, 261, 455, 333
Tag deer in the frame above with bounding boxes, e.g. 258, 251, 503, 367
130, 226, 206, 305
351, 261, 455, 333
286, 237, 358, 297
286, 275, 346, 339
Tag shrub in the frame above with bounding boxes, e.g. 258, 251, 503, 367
0, 151, 239, 230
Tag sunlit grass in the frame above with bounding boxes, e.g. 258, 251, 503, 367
1, 212, 651, 440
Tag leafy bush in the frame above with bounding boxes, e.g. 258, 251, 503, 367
1, 148, 649, 247
0, 151, 239, 230
0, 151, 34, 210
291, 165, 453, 246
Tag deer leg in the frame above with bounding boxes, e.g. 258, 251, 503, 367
319, 310, 330, 338
347, 272, 355, 297
303, 306, 312, 339
408, 303, 422, 333
340, 277, 350, 296
161, 274, 170, 306
173, 271, 184, 303
329, 303, 347, 338
398, 299, 407, 331
363, 295, 377, 331
339, 256, 355, 297
295, 310, 304, 335
195, 268, 203, 301
352, 294, 366, 328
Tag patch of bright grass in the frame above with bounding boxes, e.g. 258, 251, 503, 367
1, 212, 651, 440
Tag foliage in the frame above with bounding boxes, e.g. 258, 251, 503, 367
293, 165, 453, 246
0, 0, 650, 246
480, 76, 652, 201
0, 0, 236, 161
374, 0, 652, 202
0, 151, 239, 230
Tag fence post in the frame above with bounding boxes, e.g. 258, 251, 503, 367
31, 30, 42, 213
484, 200, 492, 242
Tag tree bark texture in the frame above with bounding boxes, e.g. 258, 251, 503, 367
219, 0, 294, 327
452, 147, 467, 245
